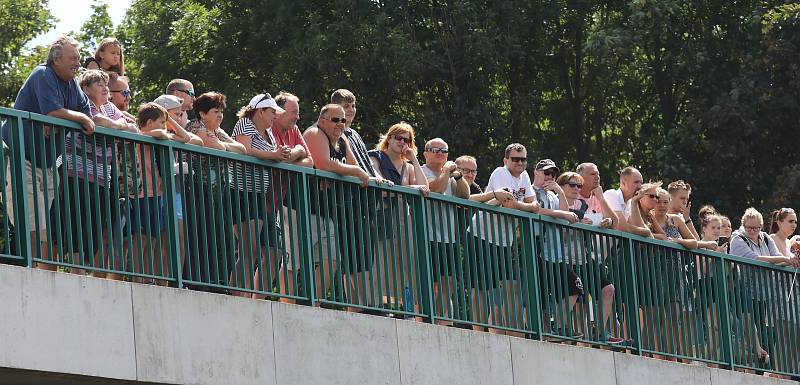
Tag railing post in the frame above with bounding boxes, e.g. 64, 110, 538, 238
521, 215, 543, 339
9, 114, 32, 265
161, 145, 182, 288
295, 172, 316, 305
622, 236, 643, 354
410, 192, 434, 323
713, 254, 735, 368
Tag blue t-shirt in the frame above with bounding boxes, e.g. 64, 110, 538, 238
1, 64, 91, 168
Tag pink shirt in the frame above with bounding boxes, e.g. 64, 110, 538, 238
270, 125, 311, 162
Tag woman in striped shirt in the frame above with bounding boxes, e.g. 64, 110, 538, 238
230, 93, 291, 298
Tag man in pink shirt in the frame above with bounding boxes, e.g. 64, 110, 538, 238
269, 91, 313, 303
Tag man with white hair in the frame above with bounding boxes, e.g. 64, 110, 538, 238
1, 36, 95, 269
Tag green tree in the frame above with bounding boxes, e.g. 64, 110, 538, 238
76, 0, 114, 60
0, 0, 53, 106
117, 0, 800, 221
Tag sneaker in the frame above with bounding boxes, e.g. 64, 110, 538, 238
600, 332, 625, 345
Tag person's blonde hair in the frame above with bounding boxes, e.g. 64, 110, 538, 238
740, 207, 764, 229
376, 122, 418, 160
93, 37, 125, 76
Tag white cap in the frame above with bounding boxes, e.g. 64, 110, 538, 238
153, 94, 183, 110
247, 93, 285, 113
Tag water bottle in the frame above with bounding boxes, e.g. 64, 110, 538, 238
403, 286, 412, 314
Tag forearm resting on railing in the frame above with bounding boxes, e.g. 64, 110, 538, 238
93, 114, 138, 133
166, 116, 202, 145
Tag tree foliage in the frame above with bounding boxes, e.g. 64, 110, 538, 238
117, 0, 800, 221
76, 0, 114, 59
0, 0, 53, 106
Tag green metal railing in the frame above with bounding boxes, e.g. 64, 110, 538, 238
2, 107, 800, 377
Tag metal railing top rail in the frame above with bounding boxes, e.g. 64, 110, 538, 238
8, 106, 794, 274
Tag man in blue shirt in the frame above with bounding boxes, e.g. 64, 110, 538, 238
2, 36, 95, 268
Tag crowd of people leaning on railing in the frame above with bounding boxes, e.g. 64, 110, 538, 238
5, 36, 800, 369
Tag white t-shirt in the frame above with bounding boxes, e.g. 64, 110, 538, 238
604, 188, 631, 220
469, 167, 533, 246
422, 164, 458, 243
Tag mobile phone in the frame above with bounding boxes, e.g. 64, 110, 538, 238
717, 236, 729, 247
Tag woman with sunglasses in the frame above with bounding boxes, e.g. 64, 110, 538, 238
368, 122, 428, 315
556, 172, 626, 344
628, 182, 679, 357
729, 208, 800, 369
768, 208, 800, 375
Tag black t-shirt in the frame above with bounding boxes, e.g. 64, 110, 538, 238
469, 182, 483, 195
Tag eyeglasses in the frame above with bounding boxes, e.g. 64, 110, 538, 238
111, 89, 133, 98
177, 89, 195, 97
566, 182, 583, 189
458, 167, 477, 175
744, 225, 762, 231
508, 156, 527, 163
426, 147, 448, 154
325, 116, 347, 124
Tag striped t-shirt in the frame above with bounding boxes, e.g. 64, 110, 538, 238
56, 100, 121, 187
344, 127, 375, 177
230, 117, 275, 192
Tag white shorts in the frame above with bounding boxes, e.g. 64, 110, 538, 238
5, 160, 57, 233
279, 207, 339, 270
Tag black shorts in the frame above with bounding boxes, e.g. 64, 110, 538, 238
537, 258, 584, 304
572, 262, 612, 299
430, 241, 460, 280
227, 188, 272, 223
463, 235, 515, 289
49, 175, 122, 259
336, 211, 374, 274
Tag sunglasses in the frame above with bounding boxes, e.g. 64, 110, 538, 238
326, 116, 347, 124
255, 92, 274, 106
427, 147, 448, 154
508, 156, 527, 163
543, 169, 558, 177
392, 135, 411, 144
645, 194, 659, 200
566, 182, 583, 189
111, 89, 133, 98
177, 88, 195, 97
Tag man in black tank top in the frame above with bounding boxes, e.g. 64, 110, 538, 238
303, 104, 377, 307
